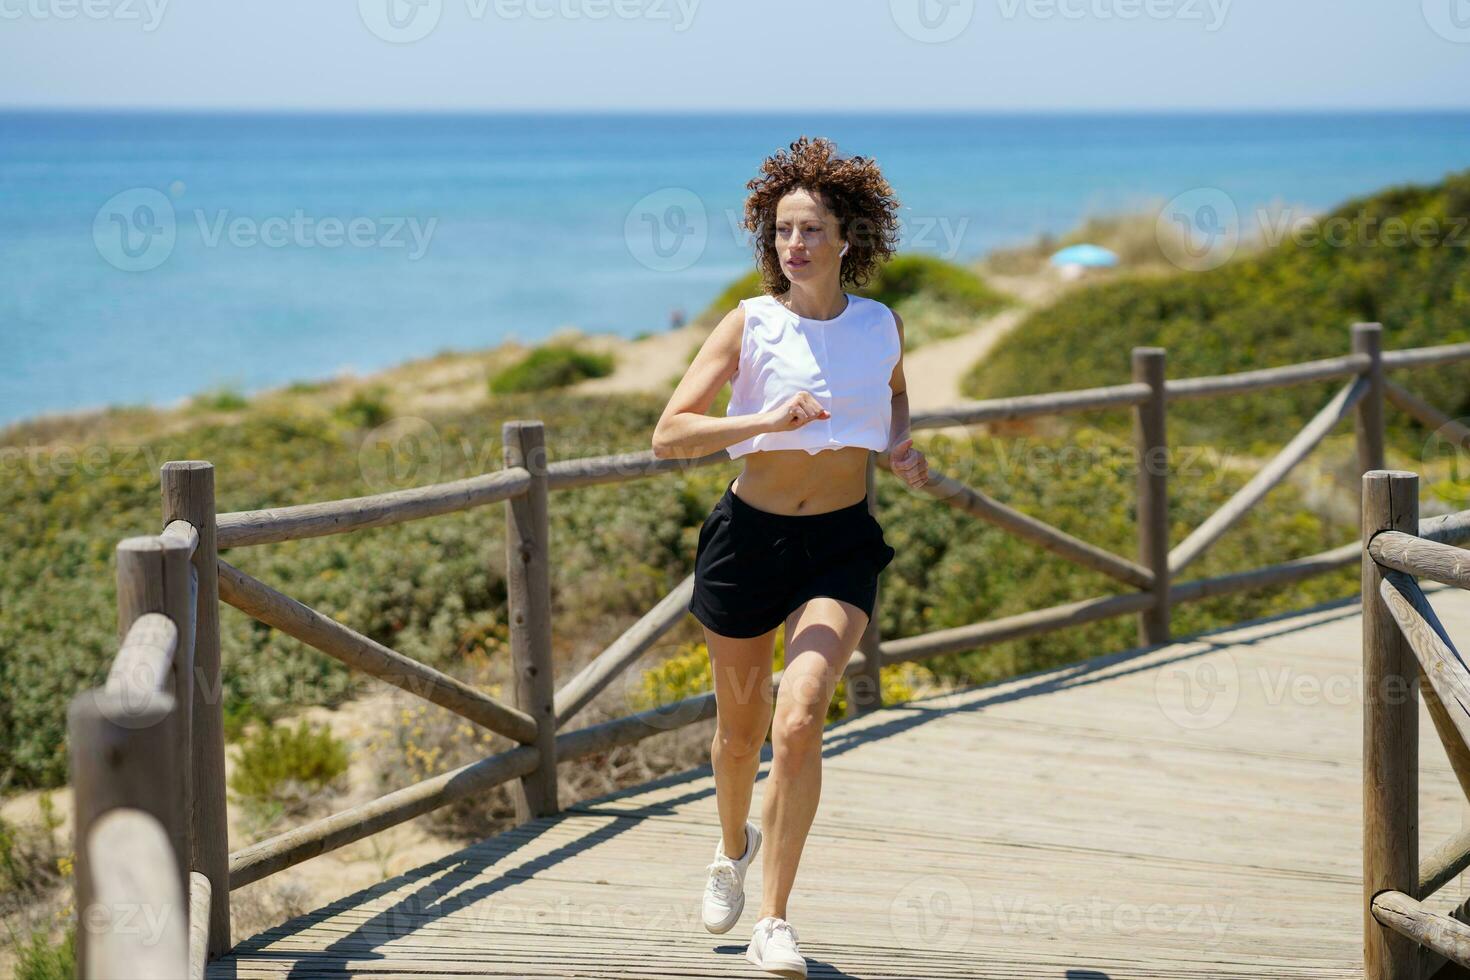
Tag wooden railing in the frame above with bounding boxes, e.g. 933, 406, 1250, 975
1362, 467, 1470, 980
67, 324, 1470, 978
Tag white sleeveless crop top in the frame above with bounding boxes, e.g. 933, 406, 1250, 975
724, 292, 901, 459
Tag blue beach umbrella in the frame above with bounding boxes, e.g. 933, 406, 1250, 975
1049, 243, 1120, 268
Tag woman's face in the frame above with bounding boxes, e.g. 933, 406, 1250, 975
773, 188, 844, 285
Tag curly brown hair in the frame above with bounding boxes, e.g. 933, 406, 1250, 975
743, 136, 901, 295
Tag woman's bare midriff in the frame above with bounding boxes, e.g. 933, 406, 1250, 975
730, 446, 872, 515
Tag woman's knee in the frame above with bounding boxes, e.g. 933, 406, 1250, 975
713, 711, 769, 759
772, 691, 827, 754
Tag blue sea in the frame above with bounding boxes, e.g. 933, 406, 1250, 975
3, 110, 1469, 427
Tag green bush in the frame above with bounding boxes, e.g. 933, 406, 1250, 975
192, 385, 249, 412
489, 344, 614, 394
858, 253, 1008, 316
964, 168, 1470, 454
0, 387, 670, 789
693, 253, 1008, 330
228, 718, 349, 815
334, 386, 391, 428
10, 924, 74, 980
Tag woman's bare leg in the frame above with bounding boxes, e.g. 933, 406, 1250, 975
705, 623, 778, 859
759, 597, 868, 920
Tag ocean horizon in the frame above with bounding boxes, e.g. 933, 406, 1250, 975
4, 108, 1469, 427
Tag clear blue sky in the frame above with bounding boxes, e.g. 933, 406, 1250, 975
3, 0, 1468, 110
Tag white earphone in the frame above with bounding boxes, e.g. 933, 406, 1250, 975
839, 242, 849, 257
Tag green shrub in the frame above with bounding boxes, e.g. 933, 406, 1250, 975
334, 386, 391, 428
192, 385, 249, 412
10, 924, 74, 980
858, 253, 1008, 316
692, 254, 1008, 330
489, 344, 615, 394
964, 168, 1470, 454
228, 718, 349, 816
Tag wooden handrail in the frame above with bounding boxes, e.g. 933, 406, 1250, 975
1362, 466, 1470, 980
879, 462, 1157, 589
1370, 531, 1470, 591
1168, 375, 1367, 575
216, 466, 532, 548
553, 574, 695, 728
1163, 351, 1371, 401
1371, 890, 1470, 970
1385, 380, 1470, 452
72, 330, 1470, 979
216, 558, 539, 744
1382, 340, 1470, 371
1421, 827, 1470, 900
106, 613, 177, 702
84, 809, 190, 980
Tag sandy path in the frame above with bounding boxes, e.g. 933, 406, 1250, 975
570, 323, 706, 397
901, 307, 1029, 414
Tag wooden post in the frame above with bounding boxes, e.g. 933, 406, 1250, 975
847, 452, 884, 717
161, 461, 230, 957
1363, 469, 1419, 980
503, 421, 559, 820
113, 539, 189, 898
1354, 323, 1386, 474
69, 687, 178, 977
1132, 347, 1170, 645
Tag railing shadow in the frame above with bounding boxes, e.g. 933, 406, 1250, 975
212, 590, 1368, 978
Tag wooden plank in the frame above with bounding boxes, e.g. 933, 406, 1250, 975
205, 588, 1470, 979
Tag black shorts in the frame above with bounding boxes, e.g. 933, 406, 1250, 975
689, 477, 897, 639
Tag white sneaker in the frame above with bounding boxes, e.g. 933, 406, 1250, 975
701, 820, 761, 934
746, 915, 806, 978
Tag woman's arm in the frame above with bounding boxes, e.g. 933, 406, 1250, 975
652, 306, 823, 459
885, 310, 929, 487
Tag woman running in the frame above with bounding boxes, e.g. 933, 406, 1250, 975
651, 135, 930, 977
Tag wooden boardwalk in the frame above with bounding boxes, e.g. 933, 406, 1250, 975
207, 586, 1470, 979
